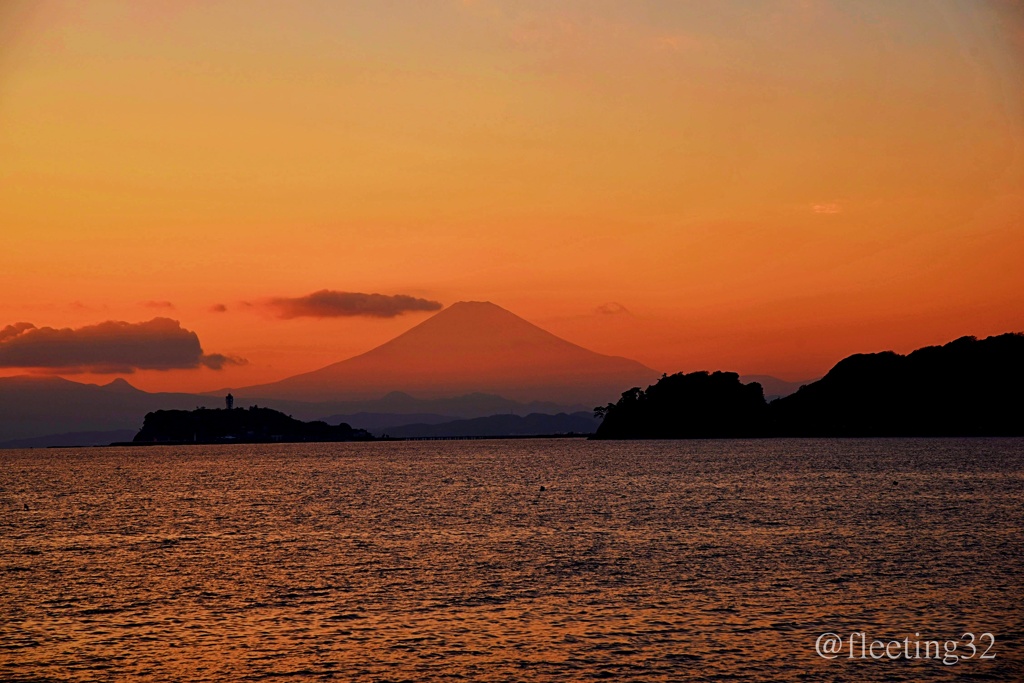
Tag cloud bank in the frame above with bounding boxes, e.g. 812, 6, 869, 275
0, 318, 244, 373
267, 290, 443, 319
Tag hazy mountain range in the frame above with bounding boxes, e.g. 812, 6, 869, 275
0, 377, 592, 447
0, 301, 812, 447
0, 302, 647, 446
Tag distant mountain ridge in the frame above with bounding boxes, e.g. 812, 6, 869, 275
0, 302, 656, 446
234, 301, 661, 405
0, 376, 585, 447
0, 376, 209, 443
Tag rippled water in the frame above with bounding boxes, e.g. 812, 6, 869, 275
1, 438, 1022, 681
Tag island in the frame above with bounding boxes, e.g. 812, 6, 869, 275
131, 405, 374, 444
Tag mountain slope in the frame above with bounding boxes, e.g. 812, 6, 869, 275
239, 301, 660, 405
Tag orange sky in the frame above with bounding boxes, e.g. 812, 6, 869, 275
1, 0, 1022, 392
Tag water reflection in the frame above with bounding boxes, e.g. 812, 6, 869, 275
1, 438, 1022, 680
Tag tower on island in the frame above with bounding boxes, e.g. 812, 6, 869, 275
225, 393, 234, 410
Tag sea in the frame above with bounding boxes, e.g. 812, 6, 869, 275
1, 438, 1022, 681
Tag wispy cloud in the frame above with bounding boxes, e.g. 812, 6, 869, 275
812, 203, 843, 214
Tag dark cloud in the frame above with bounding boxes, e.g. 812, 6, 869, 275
0, 318, 245, 373
267, 290, 443, 319
197, 353, 239, 370
142, 300, 176, 309
595, 302, 631, 315
1, 322, 35, 342
209, 303, 228, 313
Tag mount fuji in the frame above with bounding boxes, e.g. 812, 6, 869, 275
235, 301, 660, 406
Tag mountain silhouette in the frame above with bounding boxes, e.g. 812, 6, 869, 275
769, 333, 1024, 436
132, 406, 373, 444
593, 333, 1024, 438
594, 371, 768, 439
236, 301, 660, 405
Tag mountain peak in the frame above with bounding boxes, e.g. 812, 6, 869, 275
238, 301, 660, 405
100, 378, 142, 393
431, 300, 524, 323
449, 300, 497, 308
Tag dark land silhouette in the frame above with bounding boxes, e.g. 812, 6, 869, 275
594, 371, 768, 438
769, 332, 1024, 436
132, 406, 373, 444
129, 406, 592, 443
738, 374, 813, 400
594, 333, 1024, 439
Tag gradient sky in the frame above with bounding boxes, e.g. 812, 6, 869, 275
2, 0, 1022, 392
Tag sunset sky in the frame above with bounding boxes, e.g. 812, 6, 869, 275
1, 0, 1022, 393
